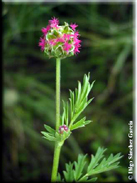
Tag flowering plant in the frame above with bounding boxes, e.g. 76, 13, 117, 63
39, 17, 123, 182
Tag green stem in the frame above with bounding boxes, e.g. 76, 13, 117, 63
56, 58, 61, 131
51, 58, 61, 182
51, 142, 63, 182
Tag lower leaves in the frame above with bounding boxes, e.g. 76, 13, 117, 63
57, 147, 123, 182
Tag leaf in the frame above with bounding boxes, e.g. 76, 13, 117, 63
73, 154, 87, 181
41, 131, 56, 141
58, 147, 123, 182
70, 117, 86, 130
86, 177, 98, 182
57, 173, 64, 182
57, 173, 62, 182
41, 124, 56, 142
60, 73, 95, 130
87, 147, 107, 172
87, 147, 123, 176
84, 120, 92, 126
70, 117, 92, 131
62, 100, 69, 126
78, 176, 98, 182
90, 80, 96, 91
69, 90, 75, 119
44, 124, 55, 135
77, 176, 88, 182
63, 162, 74, 182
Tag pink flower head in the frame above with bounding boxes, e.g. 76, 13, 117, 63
74, 39, 81, 54
49, 37, 64, 46
70, 23, 78, 31
39, 37, 46, 51
41, 25, 51, 36
49, 39, 56, 46
39, 17, 81, 58
73, 35, 81, 54
74, 38, 81, 45
59, 125, 68, 134
56, 37, 64, 43
49, 17, 59, 29
74, 31, 80, 38
63, 42, 72, 53
63, 34, 71, 40
74, 45, 81, 55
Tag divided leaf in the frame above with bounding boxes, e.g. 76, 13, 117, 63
63, 162, 74, 182
73, 154, 87, 181
87, 147, 107, 172
60, 73, 95, 131
41, 131, 56, 141
87, 148, 123, 176
71, 117, 92, 130
41, 124, 56, 141
78, 177, 98, 182
57, 173, 64, 182
44, 124, 55, 135
58, 147, 123, 182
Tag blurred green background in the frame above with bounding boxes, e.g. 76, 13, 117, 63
3, 2, 133, 182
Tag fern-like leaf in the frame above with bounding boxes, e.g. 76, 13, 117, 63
41, 131, 56, 141
60, 73, 95, 131
58, 147, 123, 182
63, 162, 74, 182
87, 147, 107, 172
87, 152, 123, 176
73, 154, 87, 181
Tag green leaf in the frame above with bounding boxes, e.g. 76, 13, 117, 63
57, 173, 64, 182
41, 124, 56, 142
78, 176, 98, 182
90, 80, 96, 91
44, 124, 55, 135
87, 147, 107, 172
41, 131, 56, 141
63, 162, 74, 182
69, 90, 75, 119
73, 154, 87, 181
86, 177, 98, 182
87, 147, 123, 176
58, 147, 123, 182
70, 117, 92, 131
60, 73, 95, 131
70, 117, 86, 130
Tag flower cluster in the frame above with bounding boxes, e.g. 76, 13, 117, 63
39, 17, 81, 59
59, 125, 68, 134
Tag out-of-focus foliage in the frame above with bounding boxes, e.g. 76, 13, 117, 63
3, 2, 133, 182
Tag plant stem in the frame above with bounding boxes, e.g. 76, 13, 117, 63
56, 58, 61, 131
51, 58, 61, 182
51, 142, 63, 182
